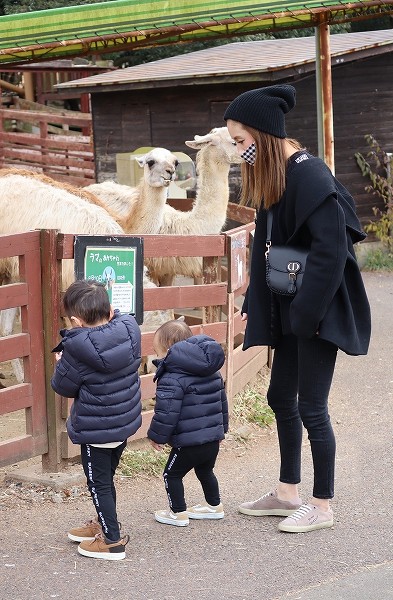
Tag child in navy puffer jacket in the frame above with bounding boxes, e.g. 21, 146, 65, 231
147, 319, 228, 527
51, 279, 141, 560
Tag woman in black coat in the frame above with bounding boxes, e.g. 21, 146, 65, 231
224, 84, 371, 533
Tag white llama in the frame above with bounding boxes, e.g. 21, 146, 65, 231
87, 147, 178, 234
148, 127, 243, 286
0, 167, 175, 380
83, 127, 243, 286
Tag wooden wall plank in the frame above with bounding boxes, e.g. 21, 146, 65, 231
0, 283, 28, 309
0, 132, 93, 152
232, 346, 269, 397
143, 234, 225, 258
0, 333, 30, 361
143, 284, 227, 311
0, 383, 33, 415
0, 231, 40, 256
0, 433, 48, 467
58, 233, 226, 260
233, 344, 263, 373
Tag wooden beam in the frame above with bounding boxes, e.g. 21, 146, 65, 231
40, 229, 66, 472
315, 15, 335, 174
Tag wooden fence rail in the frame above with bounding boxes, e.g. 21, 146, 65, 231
0, 108, 95, 186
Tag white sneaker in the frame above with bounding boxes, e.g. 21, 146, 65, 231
278, 503, 333, 533
154, 509, 189, 527
187, 503, 224, 520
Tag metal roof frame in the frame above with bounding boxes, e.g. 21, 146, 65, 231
0, 1, 392, 66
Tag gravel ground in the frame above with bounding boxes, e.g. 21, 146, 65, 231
0, 271, 392, 600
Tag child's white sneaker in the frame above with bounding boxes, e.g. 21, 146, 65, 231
187, 502, 224, 519
154, 509, 189, 527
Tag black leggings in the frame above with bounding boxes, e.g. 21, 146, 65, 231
163, 441, 221, 513
81, 441, 126, 541
267, 335, 337, 499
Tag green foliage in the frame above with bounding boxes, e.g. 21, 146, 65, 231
273, 23, 349, 39
355, 134, 393, 250
350, 15, 393, 32
119, 447, 170, 478
0, 0, 102, 13
233, 377, 274, 429
362, 248, 393, 272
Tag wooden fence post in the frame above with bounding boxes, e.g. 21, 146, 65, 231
202, 255, 221, 324
40, 229, 66, 472
225, 229, 247, 410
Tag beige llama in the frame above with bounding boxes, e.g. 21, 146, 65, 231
84, 127, 243, 286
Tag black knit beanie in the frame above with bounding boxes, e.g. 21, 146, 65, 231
224, 84, 296, 138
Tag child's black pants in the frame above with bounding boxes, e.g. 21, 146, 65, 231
163, 441, 221, 513
81, 441, 126, 541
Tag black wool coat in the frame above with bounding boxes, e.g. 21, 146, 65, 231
242, 151, 371, 356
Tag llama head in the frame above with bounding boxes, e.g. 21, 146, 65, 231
184, 127, 243, 166
136, 148, 179, 188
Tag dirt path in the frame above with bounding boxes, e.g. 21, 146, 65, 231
0, 272, 392, 600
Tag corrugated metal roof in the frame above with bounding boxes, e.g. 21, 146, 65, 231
56, 29, 393, 92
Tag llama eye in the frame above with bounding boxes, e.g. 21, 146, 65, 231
147, 160, 155, 168
174, 160, 179, 167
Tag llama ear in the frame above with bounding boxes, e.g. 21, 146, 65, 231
176, 315, 186, 322
135, 155, 146, 167
184, 140, 200, 149
185, 133, 215, 149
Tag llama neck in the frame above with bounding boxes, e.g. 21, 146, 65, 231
120, 183, 167, 234
188, 149, 230, 232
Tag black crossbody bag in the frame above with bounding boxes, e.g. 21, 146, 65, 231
265, 211, 308, 295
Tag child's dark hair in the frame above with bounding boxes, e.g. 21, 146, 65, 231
63, 279, 111, 325
155, 319, 193, 351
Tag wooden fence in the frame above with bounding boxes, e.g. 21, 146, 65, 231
0, 204, 268, 472
0, 231, 48, 468
0, 107, 95, 186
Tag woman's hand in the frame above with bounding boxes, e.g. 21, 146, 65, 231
241, 312, 248, 322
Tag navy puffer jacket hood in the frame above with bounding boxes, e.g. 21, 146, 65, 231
51, 311, 142, 444
148, 335, 229, 448
153, 334, 226, 381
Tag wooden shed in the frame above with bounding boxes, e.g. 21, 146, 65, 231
57, 29, 393, 226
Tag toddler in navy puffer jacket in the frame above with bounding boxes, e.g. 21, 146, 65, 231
147, 319, 228, 527
51, 279, 141, 560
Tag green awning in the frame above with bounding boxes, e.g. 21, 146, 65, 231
0, 0, 392, 65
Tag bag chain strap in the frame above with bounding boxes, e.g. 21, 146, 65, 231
265, 211, 272, 258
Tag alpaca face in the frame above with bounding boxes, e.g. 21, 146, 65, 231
185, 127, 244, 166
136, 148, 179, 188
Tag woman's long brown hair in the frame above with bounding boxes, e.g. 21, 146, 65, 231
239, 127, 302, 210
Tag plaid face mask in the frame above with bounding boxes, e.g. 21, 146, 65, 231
241, 142, 256, 165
